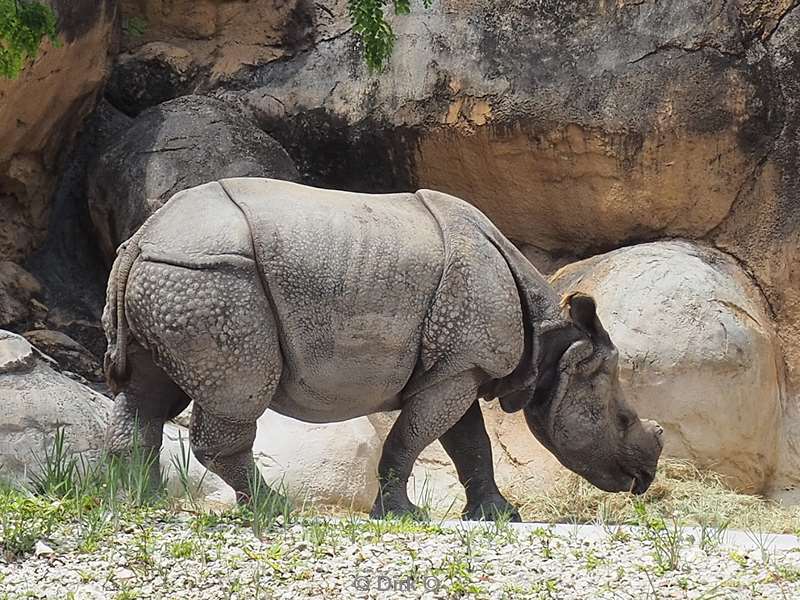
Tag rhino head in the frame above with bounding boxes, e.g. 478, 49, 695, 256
488, 292, 664, 495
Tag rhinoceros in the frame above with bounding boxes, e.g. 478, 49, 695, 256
102, 177, 664, 520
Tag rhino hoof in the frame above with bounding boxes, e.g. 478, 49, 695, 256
463, 499, 522, 522
369, 498, 429, 521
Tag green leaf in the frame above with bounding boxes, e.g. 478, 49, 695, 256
348, 0, 433, 72
0, 0, 60, 79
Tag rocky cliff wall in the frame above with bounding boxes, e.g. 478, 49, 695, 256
1, 0, 799, 501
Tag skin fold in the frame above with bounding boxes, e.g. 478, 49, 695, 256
103, 178, 664, 520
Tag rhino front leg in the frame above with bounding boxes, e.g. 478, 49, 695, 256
439, 400, 521, 522
371, 369, 483, 520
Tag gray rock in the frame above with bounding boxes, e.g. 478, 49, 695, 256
0, 261, 43, 329
87, 95, 300, 262
22, 329, 102, 383
107, 42, 200, 116
0, 330, 112, 487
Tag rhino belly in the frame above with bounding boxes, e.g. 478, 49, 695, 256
219, 178, 445, 421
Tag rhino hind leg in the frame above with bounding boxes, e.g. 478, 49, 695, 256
189, 404, 269, 503
105, 341, 191, 488
125, 259, 283, 502
371, 368, 484, 520
439, 400, 521, 522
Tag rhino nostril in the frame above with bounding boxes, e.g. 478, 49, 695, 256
655, 424, 664, 436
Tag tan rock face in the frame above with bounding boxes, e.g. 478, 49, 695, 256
551, 241, 782, 493
237, 0, 783, 250
0, 0, 117, 262
736, 0, 796, 37
415, 122, 749, 252
119, 0, 312, 80
709, 9, 800, 496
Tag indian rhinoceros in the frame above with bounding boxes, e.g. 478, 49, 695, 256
102, 177, 664, 520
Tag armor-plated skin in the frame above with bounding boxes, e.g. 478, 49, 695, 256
103, 178, 664, 520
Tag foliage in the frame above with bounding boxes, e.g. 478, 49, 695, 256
347, 0, 433, 72
121, 15, 147, 37
1, 426, 164, 560
0, 0, 59, 79
29, 426, 79, 498
0, 484, 64, 559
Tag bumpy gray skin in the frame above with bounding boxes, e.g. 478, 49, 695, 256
103, 178, 664, 520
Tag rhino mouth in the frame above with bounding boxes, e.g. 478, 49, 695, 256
624, 468, 655, 495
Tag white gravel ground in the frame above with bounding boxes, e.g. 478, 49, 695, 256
2, 511, 800, 599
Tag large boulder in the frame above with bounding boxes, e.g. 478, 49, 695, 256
171, 405, 382, 511
87, 95, 300, 262
0, 330, 111, 486
551, 241, 782, 493
0, 0, 118, 263
253, 412, 381, 511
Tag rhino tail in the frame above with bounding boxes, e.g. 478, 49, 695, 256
103, 229, 145, 392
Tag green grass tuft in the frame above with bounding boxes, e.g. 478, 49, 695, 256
1, 426, 168, 560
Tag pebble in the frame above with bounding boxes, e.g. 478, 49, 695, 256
2, 513, 800, 599
34, 541, 54, 557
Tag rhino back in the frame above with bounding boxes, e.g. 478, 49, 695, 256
137, 181, 254, 267
220, 178, 445, 417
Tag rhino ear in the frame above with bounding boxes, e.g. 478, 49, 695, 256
561, 292, 612, 348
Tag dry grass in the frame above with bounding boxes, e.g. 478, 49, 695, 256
510, 459, 800, 533
320, 459, 800, 534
